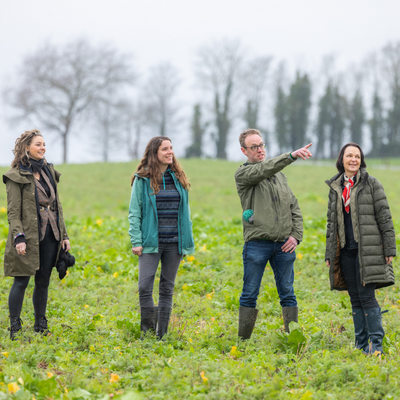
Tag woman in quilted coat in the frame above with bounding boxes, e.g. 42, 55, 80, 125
325, 143, 396, 355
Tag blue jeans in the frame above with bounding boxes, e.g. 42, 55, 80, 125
240, 239, 297, 308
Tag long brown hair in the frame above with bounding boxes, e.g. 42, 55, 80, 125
131, 136, 190, 193
11, 129, 46, 168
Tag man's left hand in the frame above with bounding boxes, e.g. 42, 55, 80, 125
281, 236, 298, 253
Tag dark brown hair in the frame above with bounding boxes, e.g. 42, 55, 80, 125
130, 136, 190, 193
11, 130, 46, 168
239, 129, 263, 148
336, 142, 366, 173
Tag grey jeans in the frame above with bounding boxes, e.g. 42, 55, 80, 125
138, 242, 182, 308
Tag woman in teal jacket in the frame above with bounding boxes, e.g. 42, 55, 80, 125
129, 136, 195, 339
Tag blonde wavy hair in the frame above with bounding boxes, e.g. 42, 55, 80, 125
11, 129, 46, 168
131, 136, 190, 193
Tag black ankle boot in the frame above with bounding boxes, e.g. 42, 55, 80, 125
34, 315, 51, 335
140, 307, 158, 337
157, 307, 171, 340
9, 316, 23, 341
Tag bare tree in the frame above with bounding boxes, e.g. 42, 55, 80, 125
242, 56, 272, 129
145, 62, 181, 137
5, 38, 135, 163
92, 96, 134, 162
126, 100, 153, 160
196, 40, 243, 159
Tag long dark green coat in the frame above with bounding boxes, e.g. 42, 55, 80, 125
325, 168, 396, 291
3, 164, 68, 277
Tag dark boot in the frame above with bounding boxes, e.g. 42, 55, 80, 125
34, 315, 51, 335
282, 306, 298, 333
157, 307, 171, 340
9, 316, 23, 341
352, 308, 369, 352
364, 308, 385, 355
140, 307, 158, 337
238, 306, 258, 340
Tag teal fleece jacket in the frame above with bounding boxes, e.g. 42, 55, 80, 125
128, 171, 195, 255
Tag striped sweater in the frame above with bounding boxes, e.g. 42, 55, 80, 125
156, 171, 180, 243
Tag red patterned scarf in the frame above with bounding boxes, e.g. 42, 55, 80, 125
342, 174, 356, 213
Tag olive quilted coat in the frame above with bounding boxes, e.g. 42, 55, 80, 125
325, 168, 396, 291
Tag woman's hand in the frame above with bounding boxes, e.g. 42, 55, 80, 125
132, 246, 143, 256
326, 260, 330, 268
385, 256, 394, 265
16, 242, 26, 256
62, 239, 71, 252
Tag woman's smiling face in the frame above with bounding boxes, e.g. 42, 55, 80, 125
343, 146, 361, 177
157, 140, 173, 166
27, 136, 46, 161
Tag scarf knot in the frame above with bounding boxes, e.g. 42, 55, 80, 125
29, 157, 45, 173
342, 174, 356, 213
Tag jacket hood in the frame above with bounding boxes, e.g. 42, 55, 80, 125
3, 167, 31, 185
3, 163, 59, 185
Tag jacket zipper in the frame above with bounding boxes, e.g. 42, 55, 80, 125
269, 177, 280, 241
354, 184, 365, 286
174, 174, 183, 255
146, 181, 157, 220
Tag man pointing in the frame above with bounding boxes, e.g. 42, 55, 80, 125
235, 128, 312, 339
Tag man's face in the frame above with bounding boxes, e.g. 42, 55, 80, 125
241, 134, 266, 163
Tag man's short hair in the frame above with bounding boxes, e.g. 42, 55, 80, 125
239, 129, 262, 148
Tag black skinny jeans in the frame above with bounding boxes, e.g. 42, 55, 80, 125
9, 224, 59, 318
340, 248, 379, 309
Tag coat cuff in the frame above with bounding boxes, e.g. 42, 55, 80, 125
14, 235, 26, 246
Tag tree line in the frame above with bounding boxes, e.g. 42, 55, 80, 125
4, 38, 400, 162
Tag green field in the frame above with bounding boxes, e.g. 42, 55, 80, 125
0, 159, 400, 399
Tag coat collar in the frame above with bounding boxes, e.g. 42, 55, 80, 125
325, 168, 368, 190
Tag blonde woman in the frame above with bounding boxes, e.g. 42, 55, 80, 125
3, 130, 70, 340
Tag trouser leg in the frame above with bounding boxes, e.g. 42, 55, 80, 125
269, 240, 297, 308
138, 249, 162, 336
138, 251, 162, 308
33, 224, 59, 318
341, 249, 380, 352
9, 277, 30, 318
158, 243, 182, 309
157, 243, 182, 339
8, 277, 30, 340
239, 241, 271, 308
238, 241, 272, 339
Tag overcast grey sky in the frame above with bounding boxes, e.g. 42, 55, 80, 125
1, 0, 400, 165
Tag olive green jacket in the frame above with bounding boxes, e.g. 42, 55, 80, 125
3, 164, 68, 277
235, 153, 303, 243
325, 168, 396, 290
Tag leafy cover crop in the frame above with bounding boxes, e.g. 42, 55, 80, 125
0, 161, 399, 399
